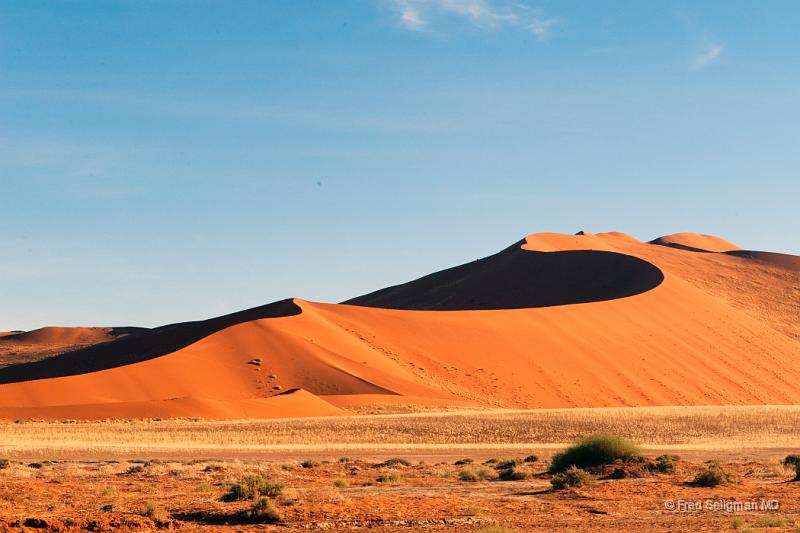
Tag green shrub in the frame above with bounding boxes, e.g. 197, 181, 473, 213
549, 433, 641, 473
476, 467, 494, 479
333, 479, 348, 488
692, 463, 738, 487
242, 497, 281, 523
222, 475, 284, 501
551, 466, 595, 490
497, 467, 527, 481
376, 474, 401, 483
647, 455, 679, 474
459, 468, 479, 481
142, 501, 167, 521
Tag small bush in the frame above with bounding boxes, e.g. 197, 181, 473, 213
242, 497, 281, 523
648, 455, 679, 474
100, 504, 114, 512
482, 458, 499, 465
126, 465, 145, 474
27, 462, 43, 469
476, 466, 494, 479
376, 457, 411, 468
783, 454, 800, 481
203, 464, 223, 473
551, 466, 595, 490
333, 479, 348, 488
0, 459, 9, 469
459, 468, 479, 481
222, 475, 284, 501
376, 474, 401, 483
549, 433, 641, 473
692, 463, 738, 487
301, 460, 320, 469
523, 454, 538, 463
454, 458, 473, 466
498, 467, 527, 481
142, 501, 167, 521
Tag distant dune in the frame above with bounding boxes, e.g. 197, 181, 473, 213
0, 231, 798, 420
649, 232, 741, 252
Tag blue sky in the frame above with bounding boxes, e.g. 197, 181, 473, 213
1, 0, 798, 330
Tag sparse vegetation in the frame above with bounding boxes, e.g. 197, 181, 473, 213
549, 432, 641, 473
753, 515, 785, 528
647, 454, 679, 474
783, 454, 800, 480
523, 454, 538, 463
27, 462, 43, 469
497, 467, 527, 481
126, 465, 145, 474
454, 458, 473, 465
300, 460, 320, 469
0, 459, 9, 469
100, 504, 114, 512
459, 468, 479, 481
692, 462, 738, 487
376, 473, 401, 483
551, 466, 595, 490
222, 474, 284, 501
241, 496, 281, 523
142, 500, 167, 521
333, 479, 348, 488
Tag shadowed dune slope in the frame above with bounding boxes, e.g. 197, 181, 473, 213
343, 239, 664, 310
0, 299, 299, 383
0, 231, 798, 419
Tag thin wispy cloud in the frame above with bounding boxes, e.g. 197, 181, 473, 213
691, 42, 723, 70
392, 0, 560, 40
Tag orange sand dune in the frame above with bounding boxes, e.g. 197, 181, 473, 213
0, 326, 147, 369
650, 232, 742, 252
0, 231, 798, 419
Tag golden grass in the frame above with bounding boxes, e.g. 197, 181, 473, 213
2, 405, 800, 456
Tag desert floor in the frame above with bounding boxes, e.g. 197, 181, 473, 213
1, 406, 799, 532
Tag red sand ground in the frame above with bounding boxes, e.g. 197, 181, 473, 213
0, 231, 797, 419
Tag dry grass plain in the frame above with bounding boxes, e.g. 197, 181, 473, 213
2, 405, 800, 531
2, 405, 800, 459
